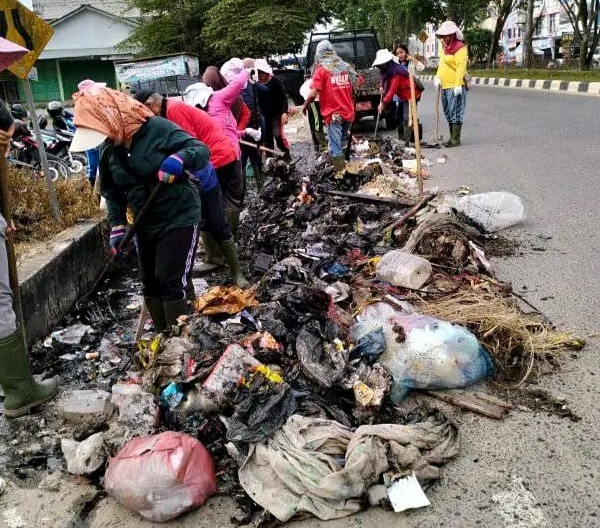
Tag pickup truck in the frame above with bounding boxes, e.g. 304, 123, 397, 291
305, 28, 396, 129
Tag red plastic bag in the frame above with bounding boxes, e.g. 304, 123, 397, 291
104, 431, 217, 522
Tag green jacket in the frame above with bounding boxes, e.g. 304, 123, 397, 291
100, 117, 208, 239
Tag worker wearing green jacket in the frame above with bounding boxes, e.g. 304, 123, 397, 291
71, 87, 209, 332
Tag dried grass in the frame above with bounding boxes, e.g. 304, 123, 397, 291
414, 289, 585, 386
8, 168, 101, 246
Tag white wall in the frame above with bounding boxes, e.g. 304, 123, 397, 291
43, 10, 134, 56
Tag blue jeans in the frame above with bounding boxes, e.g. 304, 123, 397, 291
327, 120, 351, 158
441, 88, 467, 124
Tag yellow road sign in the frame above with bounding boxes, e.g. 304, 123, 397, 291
418, 30, 429, 44
0, 0, 53, 79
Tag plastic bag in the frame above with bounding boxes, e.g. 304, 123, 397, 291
373, 313, 493, 402
349, 324, 386, 363
375, 250, 432, 290
104, 431, 216, 522
451, 192, 525, 233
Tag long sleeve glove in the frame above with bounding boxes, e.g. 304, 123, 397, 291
109, 225, 127, 256
245, 127, 262, 141
158, 154, 184, 183
453, 86, 463, 96
434, 77, 442, 89
187, 162, 219, 193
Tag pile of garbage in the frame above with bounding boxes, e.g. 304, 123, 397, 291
1, 135, 585, 524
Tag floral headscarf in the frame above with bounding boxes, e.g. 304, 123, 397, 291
73, 87, 153, 145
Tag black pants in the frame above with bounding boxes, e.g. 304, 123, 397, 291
137, 225, 199, 301
216, 159, 244, 210
306, 101, 325, 150
263, 116, 290, 155
198, 185, 232, 242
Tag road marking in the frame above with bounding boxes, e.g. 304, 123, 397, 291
492, 476, 546, 528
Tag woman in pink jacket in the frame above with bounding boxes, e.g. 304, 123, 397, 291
184, 70, 256, 233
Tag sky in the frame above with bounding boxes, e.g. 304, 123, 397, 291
21, 0, 33, 9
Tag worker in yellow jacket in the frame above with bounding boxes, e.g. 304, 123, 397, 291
434, 21, 469, 147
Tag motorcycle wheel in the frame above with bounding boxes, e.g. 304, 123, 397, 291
46, 154, 70, 181
66, 159, 84, 175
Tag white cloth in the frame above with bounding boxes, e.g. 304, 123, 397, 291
220, 58, 244, 84
238, 413, 459, 522
184, 83, 213, 109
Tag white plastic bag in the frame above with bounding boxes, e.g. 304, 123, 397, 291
376, 250, 432, 290
451, 192, 525, 232
104, 432, 216, 522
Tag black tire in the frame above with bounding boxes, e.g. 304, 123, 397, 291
46, 154, 70, 180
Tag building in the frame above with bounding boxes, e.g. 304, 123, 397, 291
10, 1, 139, 103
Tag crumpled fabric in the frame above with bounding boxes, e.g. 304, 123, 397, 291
238, 413, 459, 522
195, 286, 258, 315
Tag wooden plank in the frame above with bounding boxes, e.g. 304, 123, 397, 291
422, 389, 510, 420
321, 189, 414, 206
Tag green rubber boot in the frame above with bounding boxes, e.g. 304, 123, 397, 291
331, 155, 346, 178
445, 124, 459, 147
220, 237, 250, 289
196, 232, 224, 274
163, 299, 188, 330
225, 209, 240, 239
0, 330, 57, 418
144, 296, 167, 333
453, 123, 462, 146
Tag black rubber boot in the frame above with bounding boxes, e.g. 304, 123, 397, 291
403, 125, 412, 146
225, 209, 240, 239
196, 232, 224, 274
144, 296, 166, 333
445, 123, 461, 147
0, 329, 58, 418
163, 299, 188, 330
220, 237, 250, 289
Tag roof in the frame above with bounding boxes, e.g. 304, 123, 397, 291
33, 0, 140, 22
49, 4, 139, 27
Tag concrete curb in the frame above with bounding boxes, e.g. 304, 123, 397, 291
18, 220, 109, 347
419, 74, 600, 95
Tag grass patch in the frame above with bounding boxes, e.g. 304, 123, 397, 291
8, 168, 101, 248
469, 69, 600, 82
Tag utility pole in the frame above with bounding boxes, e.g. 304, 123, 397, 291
523, 0, 535, 68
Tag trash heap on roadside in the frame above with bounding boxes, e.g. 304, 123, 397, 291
6, 135, 586, 525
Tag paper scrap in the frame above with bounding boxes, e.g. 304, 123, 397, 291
387, 473, 431, 512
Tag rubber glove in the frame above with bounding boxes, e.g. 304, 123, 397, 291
158, 154, 184, 183
187, 162, 218, 193
245, 127, 262, 141
453, 86, 463, 96
433, 77, 442, 89
109, 225, 127, 256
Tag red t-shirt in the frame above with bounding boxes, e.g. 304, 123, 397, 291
383, 73, 422, 104
166, 100, 237, 169
311, 66, 355, 124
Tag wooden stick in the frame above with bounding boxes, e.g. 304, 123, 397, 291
322, 189, 415, 206
239, 139, 285, 158
382, 193, 436, 234
435, 86, 441, 142
407, 68, 423, 198
422, 389, 511, 420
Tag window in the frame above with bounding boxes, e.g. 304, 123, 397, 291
508, 28, 513, 39
549, 13, 557, 33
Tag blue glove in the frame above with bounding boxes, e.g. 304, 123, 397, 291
158, 154, 184, 183
109, 225, 127, 256
187, 162, 219, 193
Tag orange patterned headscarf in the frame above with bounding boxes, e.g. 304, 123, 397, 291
73, 87, 154, 145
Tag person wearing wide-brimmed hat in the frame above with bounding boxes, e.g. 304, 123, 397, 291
434, 20, 469, 147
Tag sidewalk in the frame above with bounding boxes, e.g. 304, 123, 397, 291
420, 74, 600, 95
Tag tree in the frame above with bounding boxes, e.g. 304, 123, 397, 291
464, 28, 493, 62
486, 0, 523, 67
120, 0, 210, 59
333, 0, 443, 48
558, 0, 600, 70
445, 0, 489, 29
202, 0, 329, 60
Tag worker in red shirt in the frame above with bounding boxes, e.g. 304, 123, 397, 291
301, 40, 360, 175
133, 90, 249, 288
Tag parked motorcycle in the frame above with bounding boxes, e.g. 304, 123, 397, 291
8, 120, 71, 181
38, 117, 85, 175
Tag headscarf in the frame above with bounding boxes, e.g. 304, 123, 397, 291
184, 82, 214, 109
202, 65, 244, 123
436, 20, 466, 55
220, 58, 244, 83
77, 79, 106, 95
315, 40, 351, 75
73, 87, 153, 145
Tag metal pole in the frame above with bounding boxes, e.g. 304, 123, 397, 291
23, 78, 60, 222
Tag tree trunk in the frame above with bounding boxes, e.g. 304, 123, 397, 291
523, 0, 535, 68
580, 33, 591, 70
487, 17, 506, 68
